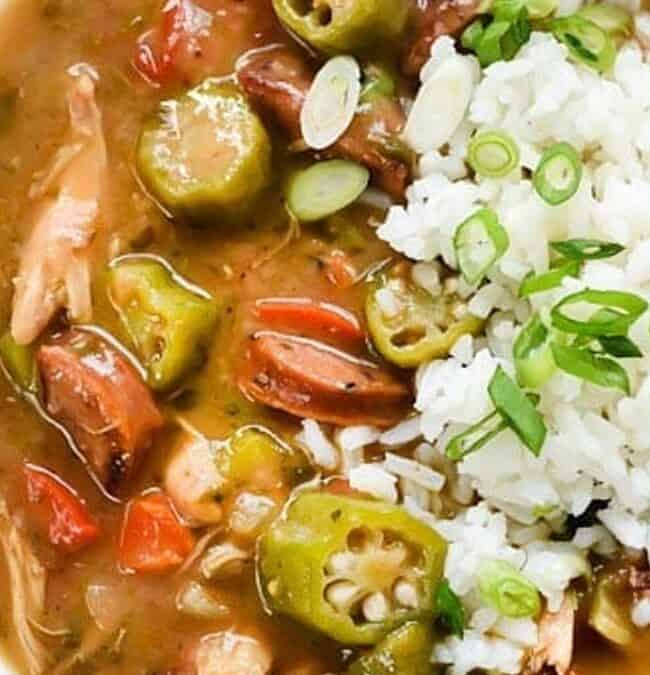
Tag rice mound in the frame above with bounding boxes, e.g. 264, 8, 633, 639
296, 9, 650, 674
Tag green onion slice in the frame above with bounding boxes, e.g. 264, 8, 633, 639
462, 19, 486, 50
550, 238, 624, 261
434, 580, 466, 638
533, 142, 583, 206
551, 289, 648, 337
519, 259, 582, 297
493, 0, 526, 20
478, 560, 541, 618
597, 335, 642, 358
287, 160, 370, 223
549, 15, 617, 73
454, 208, 510, 284
488, 366, 547, 455
468, 130, 520, 178
446, 410, 507, 461
526, 0, 557, 19
513, 313, 556, 388
577, 4, 632, 37
551, 342, 630, 394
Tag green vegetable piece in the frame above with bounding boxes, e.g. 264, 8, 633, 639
513, 313, 556, 388
213, 425, 312, 497
360, 64, 396, 104
551, 342, 630, 394
474, 8, 531, 66
366, 270, 484, 369
258, 491, 447, 645
0, 331, 38, 394
272, 0, 408, 55
533, 142, 583, 206
446, 410, 507, 461
344, 622, 435, 675
518, 259, 582, 297
287, 160, 370, 223
550, 238, 623, 261
453, 207, 510, 284
461, 20, 486, 50
589, 574, 634, 646
108, 256, 219, 390
137, 80, 271, 225
549, 15, 616, 72
477, 560, 541, 618
597, 335, 642, 358
434, 580, 465, 638
577, 3, 631, 37
488, 366, 547, 455
550, 289, 648, 337
525, 0, 557, 19
468, 131, 520, 179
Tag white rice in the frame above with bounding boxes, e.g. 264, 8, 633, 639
295, 12, 650, 675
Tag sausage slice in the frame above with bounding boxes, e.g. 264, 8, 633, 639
37, 329, 164, 494
238, 333, 411, 427
237, 48, 410, 200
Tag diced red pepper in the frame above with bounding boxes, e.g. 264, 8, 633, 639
119, 491, 194, 574
255, 299, 365, 343
25, 464, 100, 553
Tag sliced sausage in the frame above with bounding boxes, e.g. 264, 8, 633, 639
238, 332, 411, 427
237, 48, 410, 200
37, 329, 164, 494
403, 0, 481, 78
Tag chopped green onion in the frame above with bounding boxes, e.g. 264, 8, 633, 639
551, 342, 630, 393
477, 560, 541, 618
287, 160, 370, 222
513, 313, 556, 388
360, 64, 396, 104
488, 366, 547, 455
446, 410, 507, 461
533, 142, 583, 206
475, 13, 531, 66
597, 335, 642, 358
453, 208, 510, 285
577, 4, 632, 37
549, 15, 616, 73
493, 0, 526, 20
550, 238, 624, 261
551, 289, 648, 337
526, 0, 557, 19
462, 19, 486, 50
0, 331, 38, 394
468, 130, 520, 179
434, 580, 466, 638
519, 259, 582, 297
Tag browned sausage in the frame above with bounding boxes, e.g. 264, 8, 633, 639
403, 0, 481, 78
238, 332, 411, 427
37, 329, 164, 494
237, 48, 411, 201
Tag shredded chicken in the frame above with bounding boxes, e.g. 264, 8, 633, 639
527, 594, 576, 675
0, 498, 48, 675
11, 73, 108, 345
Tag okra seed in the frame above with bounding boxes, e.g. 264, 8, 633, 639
326, 551, 356, 575
362, 592, 390, 623
325, 581, 362, 612
393, 579, 419, 608
267, 578, 281, 598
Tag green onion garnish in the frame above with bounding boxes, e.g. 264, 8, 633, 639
549, 15, 617, 73
434, 580, 466, 638
576, 4, 631, 37
533, 142, 583, 206
551, 289, 648, 337
513, 313, 556, 388
468, 130, 520, 178
488, 366, 547, 455
550, 238, 624, 261
519, 259, 582, 297
598, 335, 642, 358
462, 19, 486, 50
477, 560, 541, 618
551, 343, 630, 394
454, 208, 510, 285
446, 409, 507, 461
286, 160, 370, 223
526, 0, 557, 19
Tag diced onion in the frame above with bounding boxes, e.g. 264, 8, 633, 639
402, 54, 476, 154
300, 55, 361, 151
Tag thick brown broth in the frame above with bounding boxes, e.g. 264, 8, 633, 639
0, 0, 648, 674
